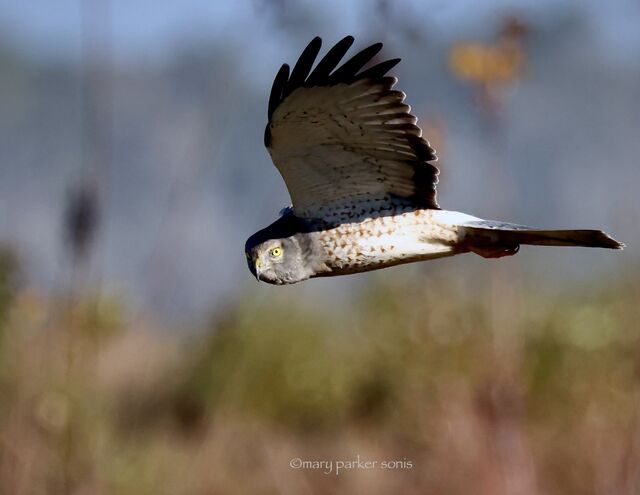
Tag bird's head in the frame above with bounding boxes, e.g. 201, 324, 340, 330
244, 212, 320, 285
245, 236, 306, 285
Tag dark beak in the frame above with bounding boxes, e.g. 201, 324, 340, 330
254, 259, 262, 282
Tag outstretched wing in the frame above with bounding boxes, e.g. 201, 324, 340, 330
265, 36, 440, 221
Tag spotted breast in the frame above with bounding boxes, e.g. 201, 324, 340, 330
315, 208, 467, 275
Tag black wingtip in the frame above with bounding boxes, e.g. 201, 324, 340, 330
268, 63, 290, 121
327, 41, 384, 84
284, 37, 323, 98
335, 35, 355, 49
306, 35, 355, 86
357, 57, 401, 80
267, 36, 401, 123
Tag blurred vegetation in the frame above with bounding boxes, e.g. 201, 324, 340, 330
0, 250, 638, 494
0, 247, 18, 326
449, 16, 528, 118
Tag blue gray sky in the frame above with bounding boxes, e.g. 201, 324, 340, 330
2, 0, 640, 63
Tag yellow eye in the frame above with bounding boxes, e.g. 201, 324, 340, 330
270, 247, 282, 257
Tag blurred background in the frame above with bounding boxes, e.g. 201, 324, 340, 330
0, 0, 639, 493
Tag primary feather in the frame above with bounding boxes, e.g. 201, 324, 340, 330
265, 36, 439, 220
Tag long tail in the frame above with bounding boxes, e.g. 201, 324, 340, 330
460, 220, 624, 258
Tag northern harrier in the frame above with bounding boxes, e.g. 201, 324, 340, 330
245, 36, 622, 285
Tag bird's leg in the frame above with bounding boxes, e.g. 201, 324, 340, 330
469, 244, 520, 259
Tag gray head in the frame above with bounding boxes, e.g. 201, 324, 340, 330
245, 212, 326, 285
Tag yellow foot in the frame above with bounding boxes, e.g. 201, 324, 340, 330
469, 244, 520, 259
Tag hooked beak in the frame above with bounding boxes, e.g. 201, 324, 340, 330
254, 258, 262, 281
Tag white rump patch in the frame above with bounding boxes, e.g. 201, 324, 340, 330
431, 210, 482, 225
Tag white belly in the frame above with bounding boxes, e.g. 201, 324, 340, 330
317, 209, 473, 273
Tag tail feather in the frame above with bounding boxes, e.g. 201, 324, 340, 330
462, 220, 624, 250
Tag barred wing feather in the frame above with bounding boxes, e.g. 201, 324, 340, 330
265, 36, 440, 220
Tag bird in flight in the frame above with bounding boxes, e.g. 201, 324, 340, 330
245, 36, 623, 285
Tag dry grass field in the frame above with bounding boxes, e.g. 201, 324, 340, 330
1, 253, 638, 494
